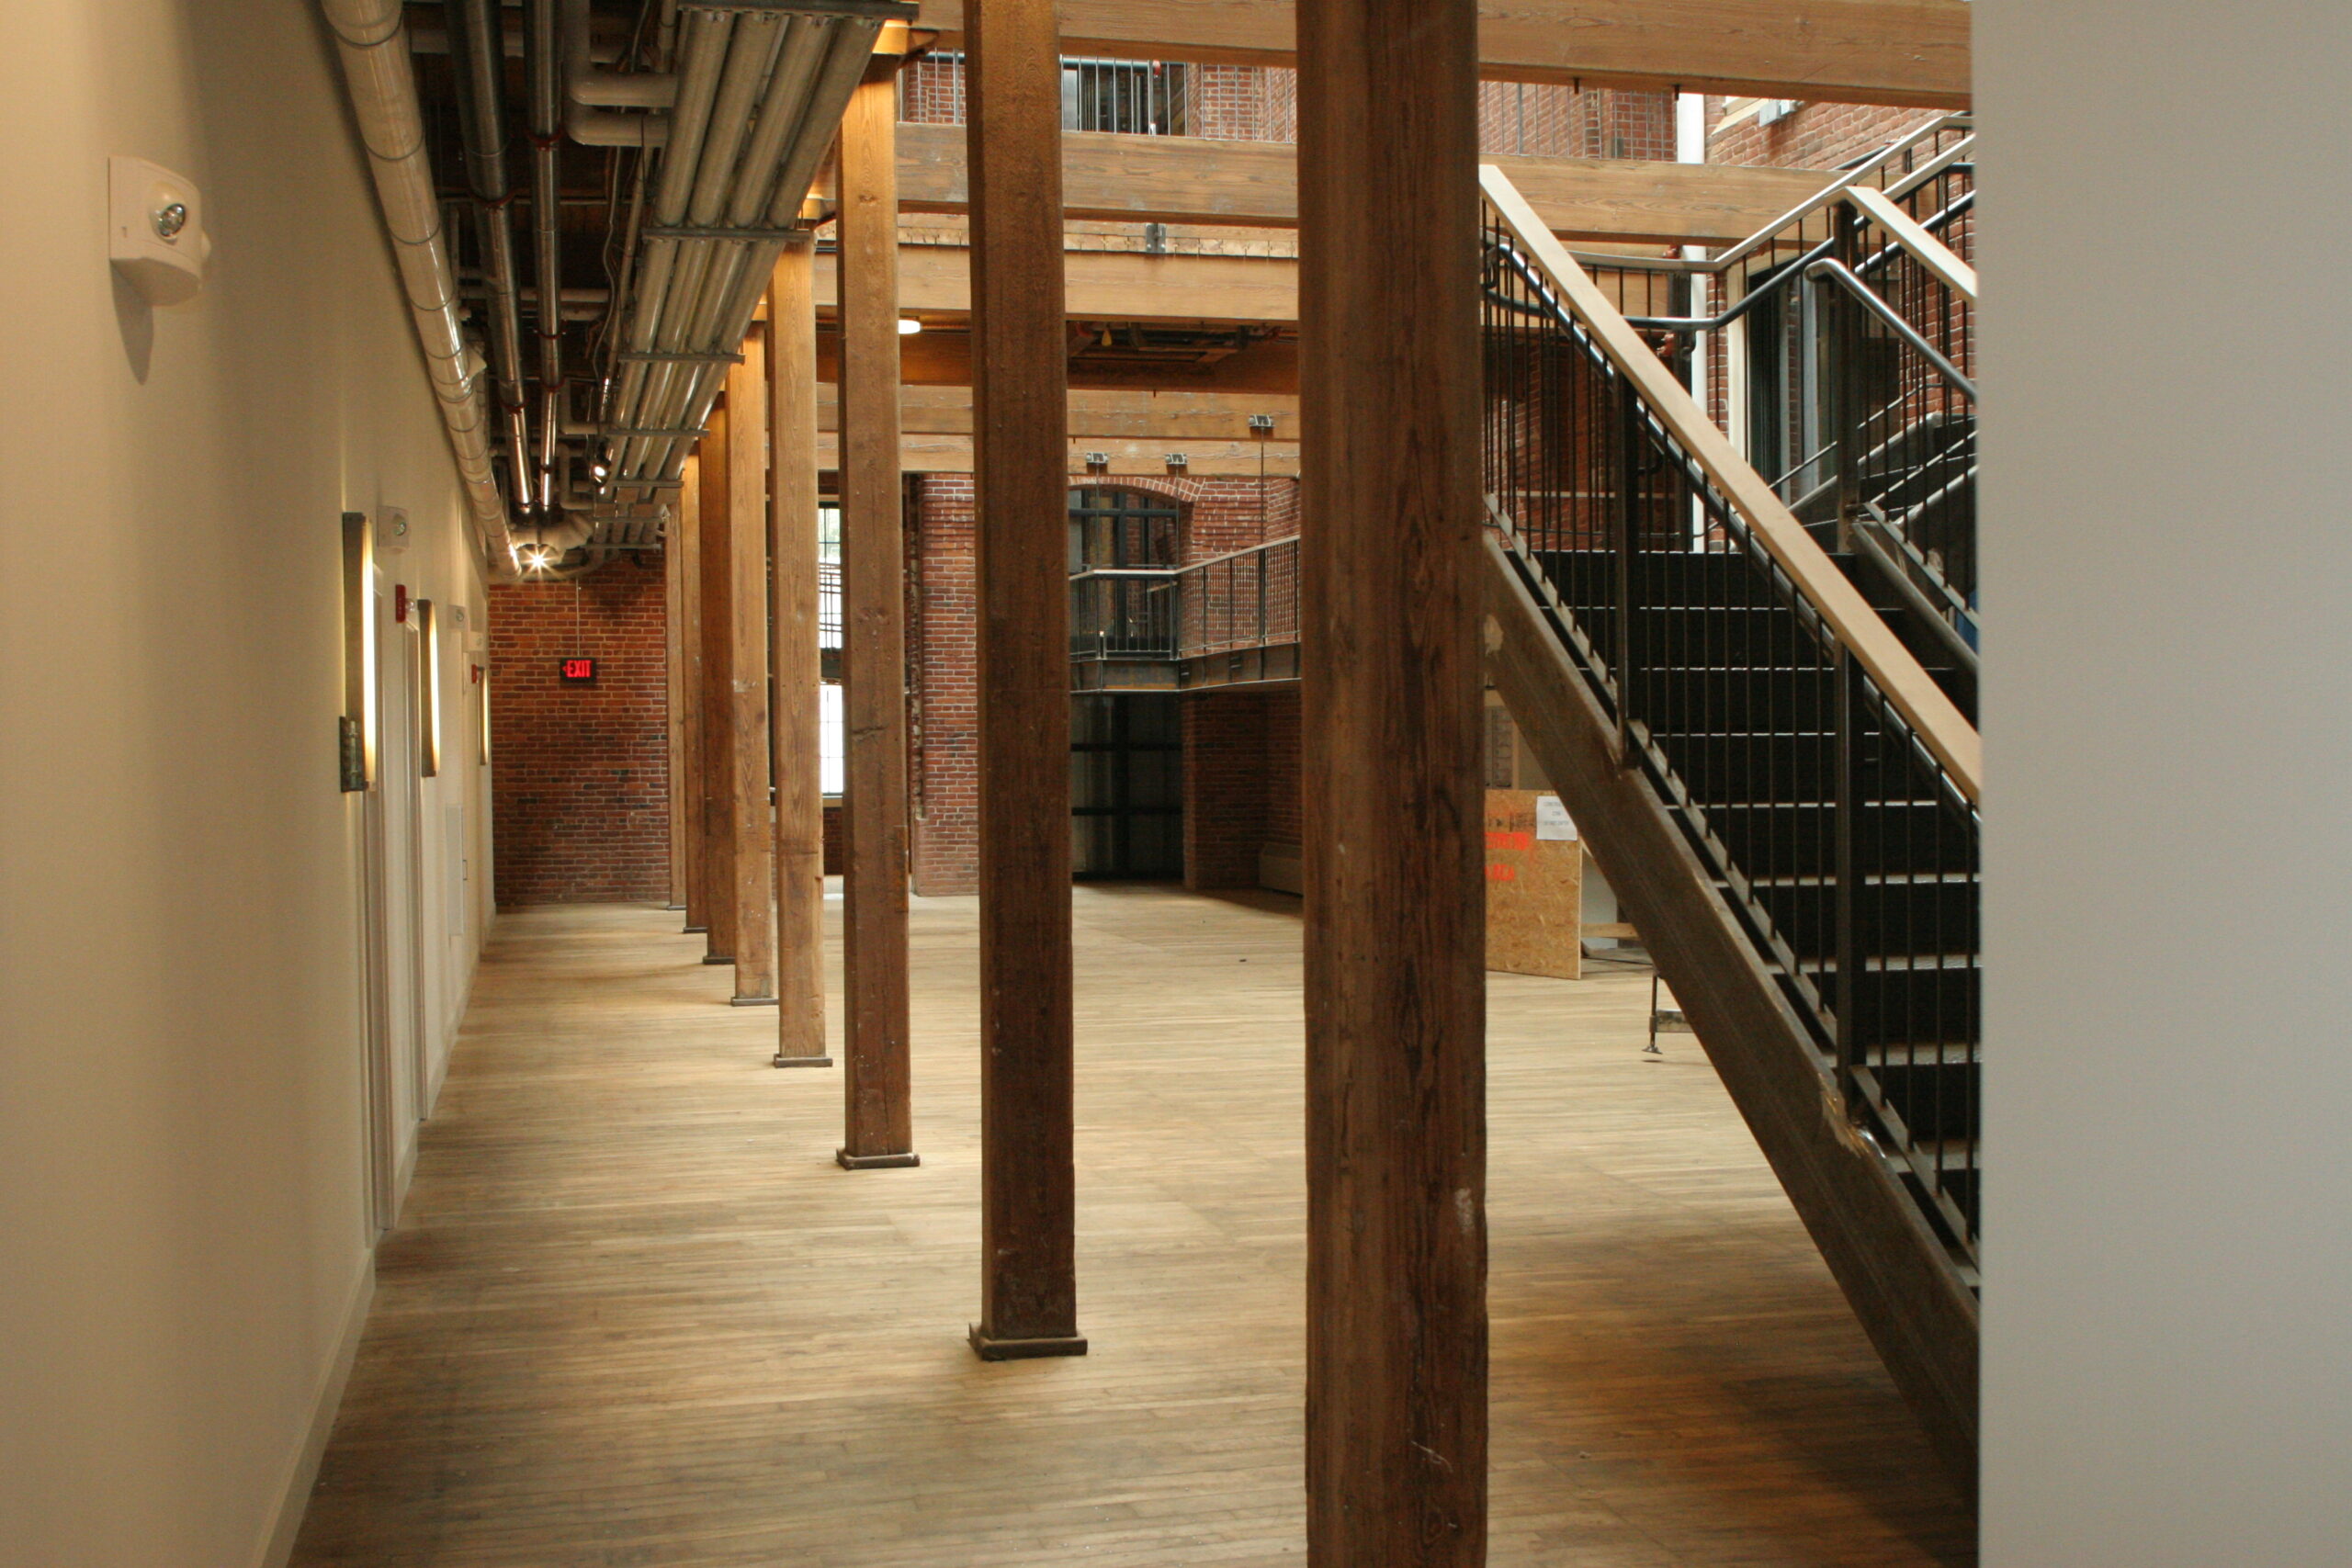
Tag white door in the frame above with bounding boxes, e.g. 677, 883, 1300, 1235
361, 573, 398, 1233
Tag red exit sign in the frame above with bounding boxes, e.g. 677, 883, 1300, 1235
560, 657, 597, 683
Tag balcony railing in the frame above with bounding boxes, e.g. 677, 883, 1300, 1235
1069, 536, 1300, 688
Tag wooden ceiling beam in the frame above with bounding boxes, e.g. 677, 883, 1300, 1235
893, 124, 1836, 247
910, 0, 1971, 108
817, 244, 1300, 324
819, 383, 1301, 441
818, 430, 1301, 477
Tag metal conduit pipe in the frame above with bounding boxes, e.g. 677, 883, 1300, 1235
619, 12, 793, 480
601, 6, 731, 482
639, 16, 834, 468
560, 0, 671, 147
317, 0, 517, 570
628, 17, 882, 490
446, 0, 536, 518
526, 0, 567, 513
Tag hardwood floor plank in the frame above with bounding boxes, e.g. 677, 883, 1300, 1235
290, 888, 1970, 1567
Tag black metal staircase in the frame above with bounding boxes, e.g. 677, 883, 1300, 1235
1478, 151, 1984, 1490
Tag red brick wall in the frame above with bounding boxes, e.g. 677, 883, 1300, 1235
908, 473, 1303, 895
910, 476, 978, 895
1182, 686, 1303, 891
899, 55, 964, 125
488, 557, 670, 906
900, 53, 1668, 161
1708, 100, 1937, 172
1478, 83, 1676, 159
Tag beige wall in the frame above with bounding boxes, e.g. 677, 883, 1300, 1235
0, 1, 492, 1562
1980, 0, 2352, 1560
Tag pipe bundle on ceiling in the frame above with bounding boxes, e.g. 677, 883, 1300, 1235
318, 0, 517, 568
582, 1, 898, 500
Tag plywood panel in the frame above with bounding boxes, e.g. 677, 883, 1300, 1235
1486, 787, 1584, 980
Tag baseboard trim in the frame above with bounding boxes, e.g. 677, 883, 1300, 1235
254, 1253, 375, 1568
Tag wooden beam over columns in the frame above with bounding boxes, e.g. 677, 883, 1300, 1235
966, 0, 1084, 1361
696, 407, 738, 967
912, 0, 1973, 107
892, 123, 1838, 247
678, 455, 709, 935
836, 71, 919, 1169
769, 248, 831, 1066
1299, 0, 1487, 1558
726, 339, 778, 1006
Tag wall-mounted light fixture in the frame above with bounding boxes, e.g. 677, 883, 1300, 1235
418, 599, 441, 778
109, 156, 210, 307
1163, 453, 1189, 474
340, 513, 375, 792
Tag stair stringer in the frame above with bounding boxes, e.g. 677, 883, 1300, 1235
1483, 535, 1979, 1496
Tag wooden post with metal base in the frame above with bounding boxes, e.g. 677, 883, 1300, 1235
769, 246, 831, 1066
836, 71, 917, 1168
965, 0, 1083, 1361
1299, 0, 1487, 1558
727, 336, 779, 1006
678, 456, 708, 935
697, 404, 739, 968
663, 482, 689, 912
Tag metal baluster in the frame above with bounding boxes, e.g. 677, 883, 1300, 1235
1614, 372, 1640, 761
1834, 650, 1862, 1119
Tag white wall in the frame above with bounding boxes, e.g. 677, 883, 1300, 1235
0, 0, 492, 1562
1979, 4, 2352, 1561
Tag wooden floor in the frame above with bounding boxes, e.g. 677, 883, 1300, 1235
291, 886, 1973, 1566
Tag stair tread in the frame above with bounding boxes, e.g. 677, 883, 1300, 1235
1860, 1043, 1981, 1066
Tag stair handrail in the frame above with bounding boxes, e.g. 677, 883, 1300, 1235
1482, 164, 1983, 805
1708, 115, 1974, 273
1847, 185, 1977, 303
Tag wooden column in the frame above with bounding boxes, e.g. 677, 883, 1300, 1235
769, 244, 831, 1066
836, 73, 916, 1168
697, 404, 739, 966
727, 338, 778, 1004
1297, 0, 1487, 1559
663, 491, 689, 910
678, 455, 708, 935
966, 0, 1082, 1360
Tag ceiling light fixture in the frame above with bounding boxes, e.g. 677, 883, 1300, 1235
897, 317, 923, 336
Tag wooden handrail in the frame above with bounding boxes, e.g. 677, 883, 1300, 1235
1849, 185, 1978, 301
1481, 165, 1983, 804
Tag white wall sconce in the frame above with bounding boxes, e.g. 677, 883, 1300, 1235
109, 156, 210, 307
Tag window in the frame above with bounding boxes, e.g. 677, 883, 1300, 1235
818, 503, 842, 655
904, 55, 1189, 138
820, 682, 844, 798
1061, 59, 1187, 137
1068, 487, 1180, 571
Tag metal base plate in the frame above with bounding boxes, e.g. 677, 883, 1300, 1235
967, 1326, 1090, 1361
836, 1150, 921, 1170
